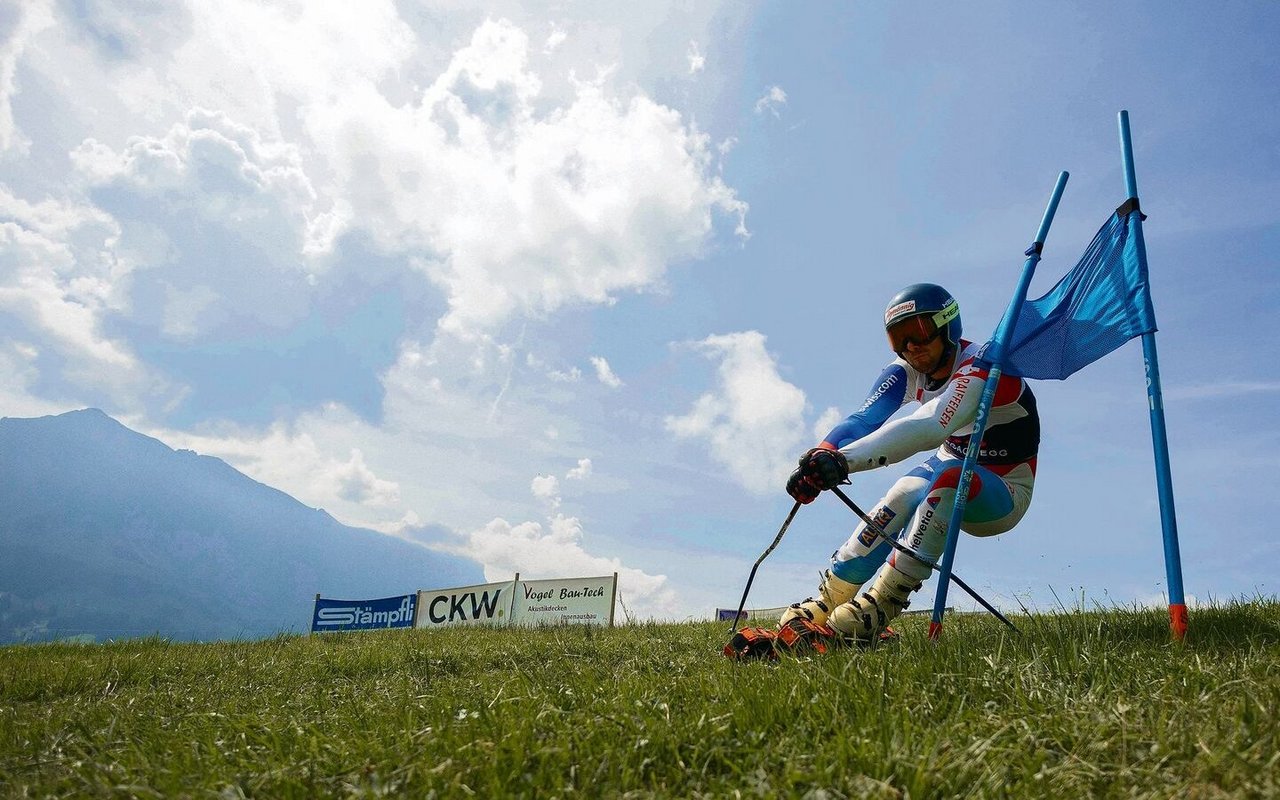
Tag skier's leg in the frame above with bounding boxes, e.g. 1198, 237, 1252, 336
830, 459, 1033, 639
779, 467, 930, 627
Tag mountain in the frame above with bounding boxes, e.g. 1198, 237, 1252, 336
0, 409, 483, 643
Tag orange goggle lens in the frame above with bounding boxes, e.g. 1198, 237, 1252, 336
887, 315, 941, 353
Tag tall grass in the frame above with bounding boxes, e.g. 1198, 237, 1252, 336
2, 599, 1277, 798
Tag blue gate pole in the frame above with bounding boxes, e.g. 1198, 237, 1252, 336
928, 171, 1070, 640
1119, 110, 1187, 641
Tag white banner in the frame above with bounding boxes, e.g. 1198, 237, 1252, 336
716, 606, 788, 624
415, 581, 515, 628
509, 574, 617, 627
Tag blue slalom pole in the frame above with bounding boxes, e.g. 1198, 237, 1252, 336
1120, 110, 1187, 640
928, 171, 1070, 641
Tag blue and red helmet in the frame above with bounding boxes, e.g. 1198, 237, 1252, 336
883, 283, 962, 361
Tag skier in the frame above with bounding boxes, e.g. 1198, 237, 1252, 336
742, 283, 1040, 655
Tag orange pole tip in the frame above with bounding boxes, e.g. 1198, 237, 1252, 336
1169, 603, 1189, 641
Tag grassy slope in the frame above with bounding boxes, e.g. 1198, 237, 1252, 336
1, 600, 1277, 799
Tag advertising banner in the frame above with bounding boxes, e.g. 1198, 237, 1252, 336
716, 606, 789, 624
311, 594, 417, 633
415, 581, 515, 628
509, 574, 617, 627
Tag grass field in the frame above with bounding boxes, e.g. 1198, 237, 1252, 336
2, 599, 1277, 798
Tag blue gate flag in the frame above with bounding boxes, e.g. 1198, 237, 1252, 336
1004, 209, 1157, 380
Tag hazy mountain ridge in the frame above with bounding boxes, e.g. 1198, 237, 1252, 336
0, 409, 482, 643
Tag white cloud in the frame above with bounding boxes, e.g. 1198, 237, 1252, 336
3, 10, 749, 416
0, 222, 128, 367
666, 331, 807, 493
754, 85, 787, 117
0, 187, 164, 402
158, 1, 415, 136
72, 106, 316, 232
17, 9, 749, 346
0, 0, 54, 153
143, 413, 407, 525
687, 40, 705, 74
531, 473, 560, 506
528, 351, 583, 384
67, 108, 321, 345
0, 340, 62, 418
457, 514, 680, 619
566, 457, 592, 480
590, 355, 623, 388
544, 24, 567, 54
329, 448, 401, 507
548, 366, 582, 382
714, 136, 737, 178
307, 17, 748, 337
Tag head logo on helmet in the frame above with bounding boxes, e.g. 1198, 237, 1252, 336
883, 283, 963, 372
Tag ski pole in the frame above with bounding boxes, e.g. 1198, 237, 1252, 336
829, 487, 1019, 633
728, 501, 801, 633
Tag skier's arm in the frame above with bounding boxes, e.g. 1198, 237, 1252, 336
820, 362, 911, 448
838, 369, 985, 472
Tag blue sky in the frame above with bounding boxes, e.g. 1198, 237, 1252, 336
2, 2, 1277, 619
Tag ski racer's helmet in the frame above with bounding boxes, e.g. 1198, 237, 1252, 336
883, 283, 962, 368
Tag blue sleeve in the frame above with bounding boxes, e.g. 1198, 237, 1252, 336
821, 363, 909, 448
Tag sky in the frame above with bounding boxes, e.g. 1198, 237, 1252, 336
2, 1, 1277, 621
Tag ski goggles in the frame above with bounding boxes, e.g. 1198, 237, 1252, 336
886, 298, 959, 353
886, 315, 941, 353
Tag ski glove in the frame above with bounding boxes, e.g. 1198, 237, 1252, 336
799, 447, 849, 490
786, 466, 821, 504
785, 447, 849, 503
